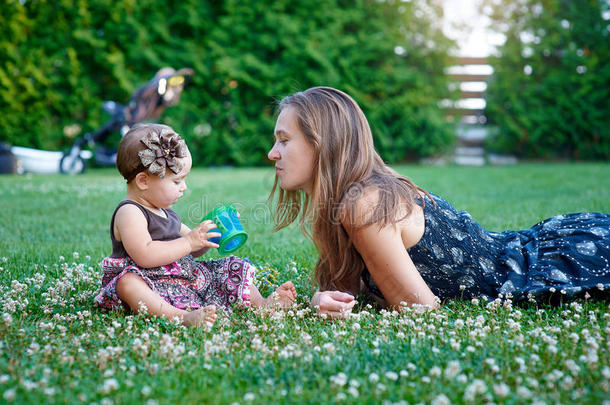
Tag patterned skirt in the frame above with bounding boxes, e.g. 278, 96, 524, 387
94, 255, 255, 312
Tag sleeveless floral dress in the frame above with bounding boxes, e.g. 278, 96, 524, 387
363, 194, 610, 303
95, 201, 255, 312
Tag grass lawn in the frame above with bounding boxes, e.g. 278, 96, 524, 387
0, 162, 609, 404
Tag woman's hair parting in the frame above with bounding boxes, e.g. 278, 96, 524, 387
116, 123, 188, 182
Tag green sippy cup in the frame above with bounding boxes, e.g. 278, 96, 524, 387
202, 204, 248, 255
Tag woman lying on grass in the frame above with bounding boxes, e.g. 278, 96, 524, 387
95, 124, 296, 327
267, 86, 610, 318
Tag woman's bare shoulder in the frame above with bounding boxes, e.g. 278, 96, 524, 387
340, 187, 382, 229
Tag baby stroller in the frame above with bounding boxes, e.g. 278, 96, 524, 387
60, 67, 194, 174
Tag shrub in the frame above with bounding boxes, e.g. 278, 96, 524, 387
0, 0, 455, 165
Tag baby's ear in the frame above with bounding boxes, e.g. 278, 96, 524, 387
134, 172, 150, 190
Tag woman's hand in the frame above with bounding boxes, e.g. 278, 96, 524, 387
311, 290, 356, 319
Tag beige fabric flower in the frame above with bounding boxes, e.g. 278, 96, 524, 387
138, 128, 187, 178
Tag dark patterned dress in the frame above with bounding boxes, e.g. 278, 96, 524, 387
363, 193, 610, 304
95, 200, 254, 312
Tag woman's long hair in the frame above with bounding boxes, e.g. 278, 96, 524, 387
269, 87, 427, 294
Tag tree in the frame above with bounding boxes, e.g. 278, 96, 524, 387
482, 0, 610, 159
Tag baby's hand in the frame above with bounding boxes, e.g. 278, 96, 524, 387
186, 220, 221, 251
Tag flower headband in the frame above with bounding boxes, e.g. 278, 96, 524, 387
138, 128, 188, 178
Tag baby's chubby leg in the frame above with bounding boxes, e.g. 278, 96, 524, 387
250, 281, 297, 309
115, 272, 217, 327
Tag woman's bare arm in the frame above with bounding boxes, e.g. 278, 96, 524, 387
345, 192, 439, 309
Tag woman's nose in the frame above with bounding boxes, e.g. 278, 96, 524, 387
268, 144, 279, 161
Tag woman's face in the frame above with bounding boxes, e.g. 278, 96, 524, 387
268, 106, 316, 194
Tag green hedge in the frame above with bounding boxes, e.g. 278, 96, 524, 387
0, 0, 455, 166
483, 0, 610, 159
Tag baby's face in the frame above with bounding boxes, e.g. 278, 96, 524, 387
149, 149, 192, 209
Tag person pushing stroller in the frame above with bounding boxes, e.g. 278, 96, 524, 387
60, 67, 193, 174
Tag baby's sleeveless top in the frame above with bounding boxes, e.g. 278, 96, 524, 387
109, 200, 182, 258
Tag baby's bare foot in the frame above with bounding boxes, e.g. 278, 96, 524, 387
182, 305, 217, 327
267, 281, 297, 308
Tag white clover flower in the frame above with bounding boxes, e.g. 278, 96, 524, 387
385, 371, 398, 381
464, 379, 486, 401
335, 392, 346, 401
516, 386, 533, 399
493, 383, 510, 398
444, 361, 461, 378
99, 378, 119, 394
243, 393, 255, 401
330, 373, 348, 387
323, 342, 336, 354
21, 380, 36, 391
430, 367, 441, 377
3, 388, 16, 401
369, 373, 380, 383
400, 370, 409, 378
348, 386, 359, 397
431, 393, 451, 405
562, 376, 575, 389
2, 313, 12, 326
526, 377, 539, 388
